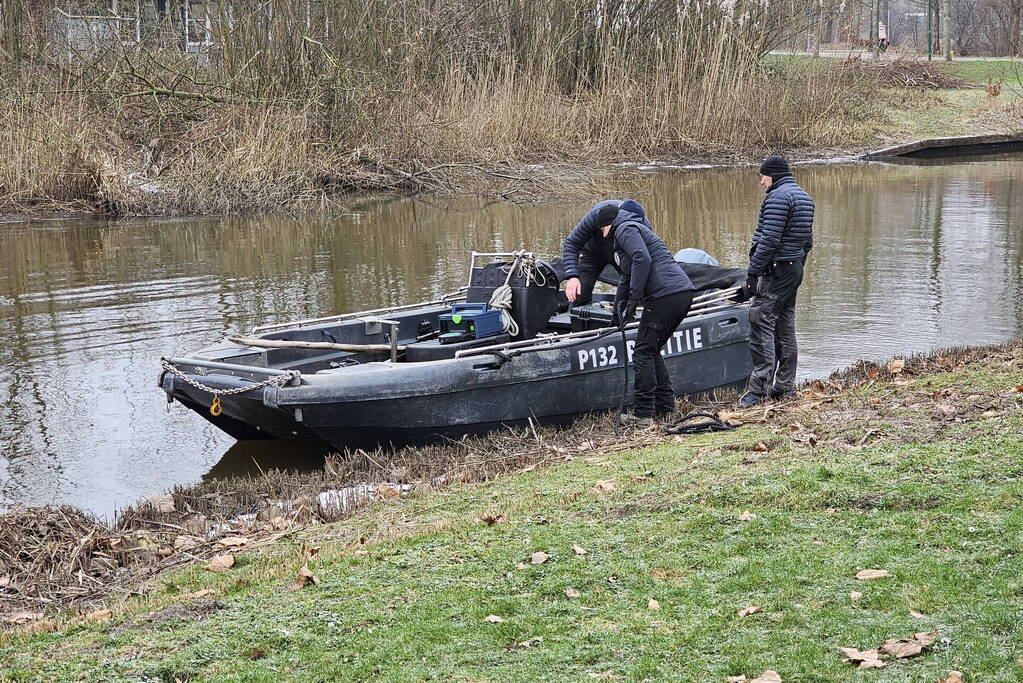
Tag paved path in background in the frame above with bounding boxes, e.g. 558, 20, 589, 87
771, 49, 1023, 62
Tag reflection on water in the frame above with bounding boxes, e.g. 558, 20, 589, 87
2, 154, 1021, 516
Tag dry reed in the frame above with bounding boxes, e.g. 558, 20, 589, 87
0, 1, 882, 215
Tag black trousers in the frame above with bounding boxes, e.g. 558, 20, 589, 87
632, 290, 694, 417
747, 259, 803, 396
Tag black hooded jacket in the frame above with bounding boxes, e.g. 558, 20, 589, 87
610, 206, 694, 304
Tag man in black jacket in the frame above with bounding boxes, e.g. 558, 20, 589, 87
603, 201, 695, 424
562, 200, 652, 305
739, 156, 815, 408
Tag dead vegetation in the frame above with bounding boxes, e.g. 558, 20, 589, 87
840, 58, 971, 89
2, 340, 1020, 628
0, 1, 883, 216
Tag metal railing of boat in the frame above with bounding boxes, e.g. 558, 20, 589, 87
455, 286, 746, 360
250, 252, 536, 334
163, 357, 303, 385
251, 288, 468, 334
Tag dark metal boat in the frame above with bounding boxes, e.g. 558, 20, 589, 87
158, 251, 752, 451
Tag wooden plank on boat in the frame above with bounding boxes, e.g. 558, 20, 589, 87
228, 335, 404, 353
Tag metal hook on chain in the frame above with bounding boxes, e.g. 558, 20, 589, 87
210, 396, 223, 416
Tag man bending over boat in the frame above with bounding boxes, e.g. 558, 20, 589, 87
739, 156, 815, 408
602, 200, 695, 426
562, 200, 652, 306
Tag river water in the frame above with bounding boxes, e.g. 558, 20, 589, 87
2, 154, 1021, 517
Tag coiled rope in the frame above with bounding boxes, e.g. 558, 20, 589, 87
489, 250, 526, 337
661, 412, 736, 435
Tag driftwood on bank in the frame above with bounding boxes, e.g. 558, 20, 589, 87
228, 335, 403, 354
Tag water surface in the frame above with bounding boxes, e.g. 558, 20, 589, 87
2, 154, 1021, 516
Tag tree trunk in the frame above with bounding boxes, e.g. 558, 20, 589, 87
871, 0, 881, 59
942, 0, 952, 60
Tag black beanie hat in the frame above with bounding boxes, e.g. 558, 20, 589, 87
593, 202, 620, 227
759, 155, 790, 177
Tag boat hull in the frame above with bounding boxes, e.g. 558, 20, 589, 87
163, 306, 752, 452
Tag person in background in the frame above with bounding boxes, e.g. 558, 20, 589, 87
562, 200, 651, 306
604, 200, 695, 425
739, 155, 814, 408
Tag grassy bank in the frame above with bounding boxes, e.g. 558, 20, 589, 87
2, 342, 1021, 680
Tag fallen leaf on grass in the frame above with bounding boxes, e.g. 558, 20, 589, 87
86, 609, 112, 623
849, 591, 863, 601
516, 561, 528, 569
572, 544, 588, 555
531, 551, 550, 565
647, 599, 660, 610
517, 636, 543, 648
4, 611, 42, 625
181, 589, 215, 600
591, 479, 616, 494
483, 614, 504, 623
750, 671, 782, 683
173, 535, 201, 551
290, 565, 320, 591
909, 609, 926, 618
480, 514, 505, 526
738, 605, 763, 617
879, 639, 921, 658
564, 588, 581, 599
378, 484, 401, 499
938, 672, 964, 683
718, 411, 743, 425
219, 536, 250, 548
879, 631, 937, 658
22, 620, 57, 634
1015, 384, 1023, 392
738, 511, 757, 522
855, 569, 891, 581
205, 554, 235, 573
839, 647, 886, 669
725, 676, 748, 682
888, 358, 905, 374
753, 442, 769, 452
913, 631, 937, 646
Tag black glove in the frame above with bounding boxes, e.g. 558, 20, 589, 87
740, 275, 758, 302
625, 299, 639, 323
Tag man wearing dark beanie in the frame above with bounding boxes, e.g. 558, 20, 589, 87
738, 155, 815, 408
562, 200, 653, 306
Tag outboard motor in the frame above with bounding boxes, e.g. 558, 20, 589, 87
465, 255, 559, 340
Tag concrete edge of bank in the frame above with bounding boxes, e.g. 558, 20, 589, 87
863, 132, 1023, 159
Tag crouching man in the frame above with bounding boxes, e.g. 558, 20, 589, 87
604, 200, 695, 425
739, 156, 815, 408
